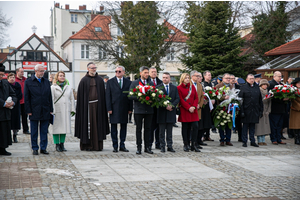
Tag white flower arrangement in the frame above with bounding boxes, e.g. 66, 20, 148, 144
151, 93, 156, 97
138, 93, 142, 97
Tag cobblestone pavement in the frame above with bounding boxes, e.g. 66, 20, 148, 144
1, 119, 300, 200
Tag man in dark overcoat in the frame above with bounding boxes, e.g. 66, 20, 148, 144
156, 72, 179, 153
75, 62, 110, 151
268, 71, 288, 145
129, 66, 154, 154
239, 74, 263, 147
106, 66, 133, 152
24, 64, 53, 155
0, 64, 17, 156
147, 66, 162, 150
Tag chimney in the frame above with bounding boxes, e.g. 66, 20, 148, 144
100, 6, 104, 11
79, 5, 83, 10
83, 5, 86, 10
65, 4, 69, 10
55, 3, 60, 8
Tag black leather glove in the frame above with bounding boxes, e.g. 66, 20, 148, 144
241, 113, 245, 118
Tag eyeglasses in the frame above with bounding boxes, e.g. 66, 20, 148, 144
115, 70, 122, 73
89, 67, 97, 70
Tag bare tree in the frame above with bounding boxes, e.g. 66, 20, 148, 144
0, 8, 12, 47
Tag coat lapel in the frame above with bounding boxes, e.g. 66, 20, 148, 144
114, 76, 121, 89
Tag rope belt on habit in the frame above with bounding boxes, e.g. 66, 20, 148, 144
89, 100, 98, 103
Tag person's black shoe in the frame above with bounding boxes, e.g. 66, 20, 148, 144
161, 148, 165, 153
281, 136, 287, 140
32, 150, 38, 155
13, 134, 18, 143
119, 147, 129, 152
183, 145, 189, 152
198, 141, 207, 146
191, 143, 201, 152
136, 148, 141, 154
56, 144, 62, 152
0, 149, 11, 156
251, 143, 259, 147
144, 148, 154, 154
155, 145, 161, 150
196, 144, 203, 149
23, 131, 31, 134
173, 123, 178, 127
40, 150, 49, 154
129, 120, 133, 123
113, 148, 118, 153
167, 147, 175, 152
242, 143, 247, 147
60, 143, 67, 151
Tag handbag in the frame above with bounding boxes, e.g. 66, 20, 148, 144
176, 105, 181, 115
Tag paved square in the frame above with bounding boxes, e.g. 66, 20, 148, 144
72, 157, 230, 183
217, 155, 300, 177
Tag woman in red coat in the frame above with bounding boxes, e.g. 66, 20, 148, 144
177, 73, 200, 152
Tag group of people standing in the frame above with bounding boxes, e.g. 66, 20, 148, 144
1, 62, 299, 156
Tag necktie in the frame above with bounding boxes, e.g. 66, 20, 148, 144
153, 79, 156, 86
119, 78, 122, 88
194, 82, 197, 86
38, 78, 41, 83
144, 80, 146, 85
166, 85, 169, 95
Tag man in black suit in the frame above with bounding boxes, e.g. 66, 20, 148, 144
106, 66, 133, 153
156, 72, 180, 153
129, 66, 154, 154
268, 71, 287, 145
148, 67, 163, 150
254, 74, 261, 85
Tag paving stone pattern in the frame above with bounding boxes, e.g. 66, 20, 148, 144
0, 120, 300, 200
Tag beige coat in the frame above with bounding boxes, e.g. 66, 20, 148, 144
289, 96, 300, 129
50, 84, 75, 134
255, 87, 271, 136
196, 82, 204, 120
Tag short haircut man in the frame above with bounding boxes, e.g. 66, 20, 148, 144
24, 64, 53, 155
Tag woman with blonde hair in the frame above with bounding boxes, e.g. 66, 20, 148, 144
177, 73, 200, 152
50, 71, 75, 152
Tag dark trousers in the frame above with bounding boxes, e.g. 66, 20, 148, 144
30, 120, 49, 150
242, 123, 256, 143
150, 110, 160, 147
219, 125, 231, 142
198, 128, 209, 144
110, 123, 127, 149
20, 104, 29, 132
182, 122, 198, 144
269, 113, 284, 143
134, 114, 153, 149
159, 123, 173, 148
235, 115, 243, 140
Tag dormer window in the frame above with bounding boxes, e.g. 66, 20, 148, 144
95, 27, 102, 32
170, 29, 175, 35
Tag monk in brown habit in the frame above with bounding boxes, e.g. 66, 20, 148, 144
75, 62, 109, 151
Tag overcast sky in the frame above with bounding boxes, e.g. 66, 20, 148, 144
0, 0, 99, 48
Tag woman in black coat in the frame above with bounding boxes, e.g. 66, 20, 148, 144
7, 73, 22, 143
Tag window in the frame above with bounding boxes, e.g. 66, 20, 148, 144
27, 52, 34, 61
72, 31, 77, 35
86, 15, 90, 24
183, 47, 191, 56
71, 14, 78, 23
116, 46, 124, 58
167, 47, 175, 61
117, 27, 123, 35
81, 45, 89, 59
25, 52, 46, 61
95, 27, 102, 32
170, 76, 179, 86
99, 47, 106, 59
169, 29, 175, 35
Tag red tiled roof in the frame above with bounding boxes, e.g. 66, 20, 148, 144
164, 20, 187, 43
0, 53, 9, 60
242, 33, 255, 41
62, 15, 112, 47
264, 37, 300, 56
